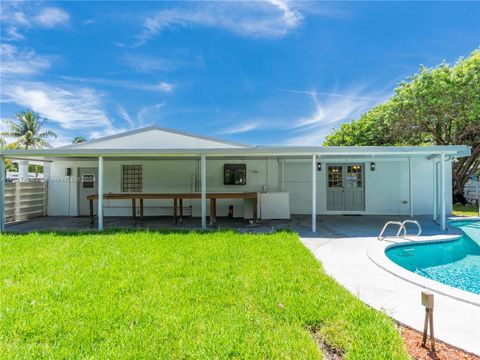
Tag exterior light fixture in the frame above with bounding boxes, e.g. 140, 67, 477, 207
317, 162, 322, 171
370, 162, 376, 171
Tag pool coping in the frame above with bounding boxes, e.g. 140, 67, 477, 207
367, 228, 480, 307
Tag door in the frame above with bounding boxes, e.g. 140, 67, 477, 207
78, 168, 98, 216
327, 164, 365, 211
345, 164, 365, 211
327, 165, 344, 210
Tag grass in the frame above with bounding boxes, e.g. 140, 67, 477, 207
0, 230, 408, 359
453, 204, 479, 217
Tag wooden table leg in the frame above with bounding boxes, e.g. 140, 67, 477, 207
179, 198, 183, 223
252, 198, 258, 224
173, 198, 178, 225
132, 198, 136, 224
140, 199, 144, 221
89, 199, 94, 225
209, 198, 215, 225
212, 198, 217, 225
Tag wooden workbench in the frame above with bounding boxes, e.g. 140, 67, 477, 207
87, 192, 258, 226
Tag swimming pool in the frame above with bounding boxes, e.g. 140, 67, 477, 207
386, 220, 480, 295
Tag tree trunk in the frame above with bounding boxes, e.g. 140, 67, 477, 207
452, 144, 480, 204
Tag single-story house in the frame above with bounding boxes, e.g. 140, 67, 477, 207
0, 126, 471, 232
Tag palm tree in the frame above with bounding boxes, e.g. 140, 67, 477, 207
72, 136, 87, 144
1, 111, 57, 149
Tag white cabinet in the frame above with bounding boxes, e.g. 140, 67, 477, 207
260, 192, 290, 219
243, 192, 291, 220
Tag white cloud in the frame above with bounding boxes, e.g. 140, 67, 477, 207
88, 127, 128, 141
136, 1, 304, 45
137, 103, 166, 127
1, 81, 112, 130
217, 122, 261, 135
124, 54, 178, 72
0, 3, 70, 40
116, 106, 135, 128
34, 7, 70, 27
0, 44, 52, 75
269, 0, 303, 28
157, 82, 173, 92
61, 76, 174, 93
4, 26, 25, 41
285, 88, 388, 146
123, 53, 204, 73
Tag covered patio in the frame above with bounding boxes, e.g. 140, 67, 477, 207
4, 214, 451, 237
0, 126, 471, 234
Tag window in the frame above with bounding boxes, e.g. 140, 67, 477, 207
122, 165, 143, 192
328, 166, 343, 188
346, 165, 363, 188
224, 164, 246, 185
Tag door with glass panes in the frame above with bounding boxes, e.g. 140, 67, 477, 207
327, 164, 365, 211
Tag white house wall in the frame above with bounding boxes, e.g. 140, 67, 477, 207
48, 157, 451, 218
283, 158, 451, 216
48, 158, 280, 217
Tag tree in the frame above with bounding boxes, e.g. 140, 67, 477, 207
1, 110, 57, 149
325, 50, 480, 203
72, 136, 87, 144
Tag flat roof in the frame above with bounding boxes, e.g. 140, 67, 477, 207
0, 145, 471, 161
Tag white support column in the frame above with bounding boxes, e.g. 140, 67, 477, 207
18, 160, 29, 182
433, 161, 437, 221
98, 155, 104, 231
0, 156, 5, 233
311, 154, 317, 233
43, 162, 51, 181
409, 158, 413, 217
440, 152, 446, 231
200, 154, 206, 229
280, 159, 285, 192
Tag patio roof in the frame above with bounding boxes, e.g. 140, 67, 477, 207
0, 145, 471, 161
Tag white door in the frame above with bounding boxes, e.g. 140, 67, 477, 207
78, 168, 98, 216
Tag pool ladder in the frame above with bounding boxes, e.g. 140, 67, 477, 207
377, 220, 422, 240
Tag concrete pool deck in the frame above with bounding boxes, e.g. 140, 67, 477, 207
300, 216, 480, 356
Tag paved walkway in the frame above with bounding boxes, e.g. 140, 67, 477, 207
300, 216, 480, 355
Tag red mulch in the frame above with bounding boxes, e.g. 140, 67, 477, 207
400, 325, 479, 360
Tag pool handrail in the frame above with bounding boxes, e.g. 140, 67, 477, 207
378, 220, 422, 240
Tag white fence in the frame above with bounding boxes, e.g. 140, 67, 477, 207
465, 180, 479, 205
4, 182, 48, 223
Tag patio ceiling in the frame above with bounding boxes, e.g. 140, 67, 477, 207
0, 145, 471, 162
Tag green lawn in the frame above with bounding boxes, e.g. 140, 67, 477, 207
0, 231, 408, 359
453, 204, 479, 217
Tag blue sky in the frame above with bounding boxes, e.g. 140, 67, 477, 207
1, 1, 479, 147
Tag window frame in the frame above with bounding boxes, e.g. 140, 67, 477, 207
223, 164, 247, 185
121, 164, 143, 193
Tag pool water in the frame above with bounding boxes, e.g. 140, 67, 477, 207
386, 220, 480, 295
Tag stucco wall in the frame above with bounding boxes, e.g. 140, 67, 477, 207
48, 157, 452, 217
48, 158, 280, 217
283, 158, 452, 216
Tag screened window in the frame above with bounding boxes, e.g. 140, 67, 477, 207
122, 165, 143, 192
